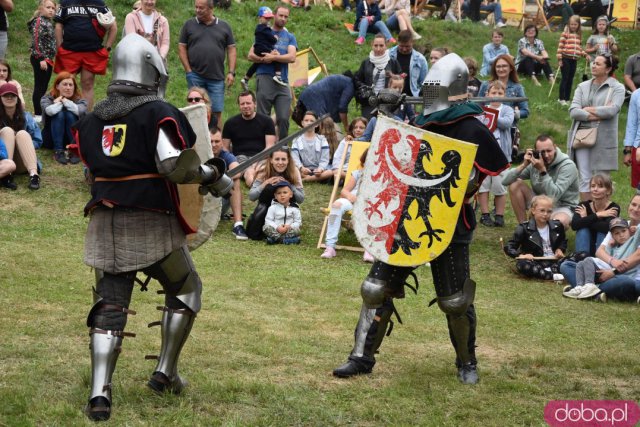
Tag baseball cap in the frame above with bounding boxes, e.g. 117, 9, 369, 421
609, 217, 629, 231
258, 6, 274, 18
0, 83, 18, 97
273, 180, 292, 190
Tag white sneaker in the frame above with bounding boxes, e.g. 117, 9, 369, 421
481, 20, 490, 26
563, 285, 585, 298
321, 246, 337, 259
495, 21, 507, 28
273, 75, 288, 87
576, 283, 601, 299
34, 115, 42, 124
553, 273, 564, 282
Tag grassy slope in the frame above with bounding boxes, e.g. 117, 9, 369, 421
1, 2, 639, 425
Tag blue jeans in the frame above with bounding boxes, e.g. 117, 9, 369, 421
574, 228, 606, 255
358, 19, 393, 41
386, 13, 400, 31
185, 71, 225, 112
462, 1, 502, 21
560, 260, 640, 301
50, 110, 76, 151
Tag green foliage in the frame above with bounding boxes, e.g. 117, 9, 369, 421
2, 1, 640, 425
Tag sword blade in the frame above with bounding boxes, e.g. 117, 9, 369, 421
226, 113, 329, 178
400, 96, 529, 105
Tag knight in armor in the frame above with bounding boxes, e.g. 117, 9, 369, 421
332, 53, 509, 384
74, 34, 231, 421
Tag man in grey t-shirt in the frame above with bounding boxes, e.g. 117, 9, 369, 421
179, 0, 236, 126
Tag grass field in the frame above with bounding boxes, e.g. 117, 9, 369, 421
1, 1, 639, 425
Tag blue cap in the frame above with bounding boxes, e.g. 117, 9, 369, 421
258, 6, 274, 18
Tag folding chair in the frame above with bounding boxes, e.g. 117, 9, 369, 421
317, 140, 370, 252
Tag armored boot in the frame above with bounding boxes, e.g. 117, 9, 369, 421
147, 307, 195, 394
86, 330, 125, 421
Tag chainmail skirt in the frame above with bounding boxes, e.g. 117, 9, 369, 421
85, 207, 186, 274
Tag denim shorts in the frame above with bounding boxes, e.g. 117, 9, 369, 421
186, 71, 225, 112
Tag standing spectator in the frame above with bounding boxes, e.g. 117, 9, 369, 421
124, 0, 170, 63
502, 134, 579, 228
179, 0, 236, 127
568, 54, 625, 200
354, 33, 401, 119
480, 30, 509, 78
0, 0, 12, 59
248, 5, 296, 138
0, 83, 42, 190
515, 24, 554, 86
623, 49, 640, 92
294, 74, 355, 131
354, 0, 395, 45
29, 0, 57, 122
41, 71, 87, 165
556, 15, 586, 106
54, 0, 117, 110
623, 88, 640, 188
388, 30, 428, 97
585, 16, 618, 62
381, 0, 421, 40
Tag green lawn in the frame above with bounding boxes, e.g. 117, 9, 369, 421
0, 1, 639, 425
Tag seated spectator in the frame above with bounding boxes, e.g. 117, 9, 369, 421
263, 181, 302, 244
502, 134, 579, 229
571, 174, 620, 256
465, 57, 482, 97
291, 111, 333, 182
41, 71, 88, 165
543, 0, 573, 28
560, 194, 640, 302
480, 30, 509, 77
332, 116, 368, 181
321, 148, 374, 262
0, 138, 16, 189
381, 0, 421, 40
354, 0, 395, 45
186, 87, 216, 128
462, 0, 507, 28
210, 126, 242, 224
515, 25, 554, 86
0, 59, 25, 106
477, 80, 514, 228
293, 74, 355, 131
318, 117, 340, 168
504, 195, 567, 281
0, 83, 42, 190
478, 54, 530, 120
563, 217, 632, 299
623, 47, 640, 92
246, 148, 304, 240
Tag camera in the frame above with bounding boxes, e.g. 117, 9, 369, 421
532, 150, 541, 159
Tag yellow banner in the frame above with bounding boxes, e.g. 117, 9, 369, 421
613, 0, 637, 28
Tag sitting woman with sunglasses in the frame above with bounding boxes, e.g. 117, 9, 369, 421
186, 87, 216, 128
0, 83, 42, 190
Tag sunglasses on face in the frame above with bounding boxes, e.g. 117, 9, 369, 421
187, 97, 203, 103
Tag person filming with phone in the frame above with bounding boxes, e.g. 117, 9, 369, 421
502, 134, 579, 229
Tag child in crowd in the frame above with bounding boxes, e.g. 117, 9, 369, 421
321, 149, 374, 262
291, 110, 333, 182
571, 173, 620, 255
263, 180, 302, 244
585, 15, 618, 62
361, 74, 415, 140
556, 15, 586, 106
563, 217, 632, 299
478, 80, 514, 227
332, 117, 368, 181
240, 7, 285, 91
429, 47, 449, 65
28, 0, 57, 121
465, 57, 482, 97
318, 117, 340, 168
504, 195, 567, 281
480, 30, 509, 77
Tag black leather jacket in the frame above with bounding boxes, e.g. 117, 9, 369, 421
504, 219, 567, 258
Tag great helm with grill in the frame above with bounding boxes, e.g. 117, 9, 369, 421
421, 53, 470, 116
107, 33, 168, 98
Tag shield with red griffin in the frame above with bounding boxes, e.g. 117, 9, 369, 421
352, 115, 478, 266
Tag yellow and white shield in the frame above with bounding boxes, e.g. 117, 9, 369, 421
353, 116, 478, 267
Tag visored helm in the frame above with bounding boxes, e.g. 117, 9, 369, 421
107, 33, 168, 97
421, 53, 469, 116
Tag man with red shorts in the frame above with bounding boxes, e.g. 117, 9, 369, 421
54, 0, 117, 109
